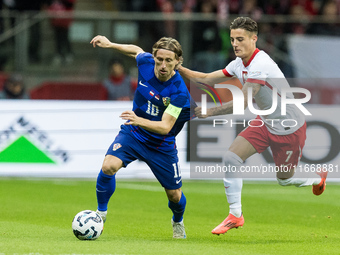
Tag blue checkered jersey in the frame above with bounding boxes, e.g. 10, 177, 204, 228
123, 52, 196, 151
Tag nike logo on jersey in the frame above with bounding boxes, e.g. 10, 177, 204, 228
176, 178, 182, 184
96, 188, 107, 193
139, 81, 148, 87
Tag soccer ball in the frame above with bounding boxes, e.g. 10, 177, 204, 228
72, 210, 104, 240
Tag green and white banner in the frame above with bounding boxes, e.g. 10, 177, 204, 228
0, 100, 190, 178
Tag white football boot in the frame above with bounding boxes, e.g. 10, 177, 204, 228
96, 210, 107, 223
171, 218, 186, 239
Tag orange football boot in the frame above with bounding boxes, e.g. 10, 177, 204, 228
212, 213, 244, 235
313, 169, 328, 196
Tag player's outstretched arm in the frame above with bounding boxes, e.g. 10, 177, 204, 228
178, 66, 228, 81
90, 35, 144, 59
120, 110, 177, 135
194, 82, 261, 118
194, 100, 235, 118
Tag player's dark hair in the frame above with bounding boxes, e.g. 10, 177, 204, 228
152, 37, 183, 65
230, 17, 258, 35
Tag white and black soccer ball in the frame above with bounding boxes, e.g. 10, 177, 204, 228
72, 210, 104, 240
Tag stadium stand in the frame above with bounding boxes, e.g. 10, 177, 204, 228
30, 82, 108, 100
321, 87, 340, 105
0, 72, 9, 90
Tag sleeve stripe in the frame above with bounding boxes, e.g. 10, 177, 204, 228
246, 78, 266, 85
222, 69, 233, 77
164, 104, 182, 119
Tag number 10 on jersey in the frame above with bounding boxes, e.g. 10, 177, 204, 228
146, 101, 159, 116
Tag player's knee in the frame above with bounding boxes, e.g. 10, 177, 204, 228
276, 169, 295, 180
166, 188, 181, 203
102, 163, 119, 175
223, 151, 243, 166
277, 177, 292, 186
102, 156, 122, 175
101, 165, 117, 175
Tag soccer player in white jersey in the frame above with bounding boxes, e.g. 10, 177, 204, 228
179, 17, 327, 235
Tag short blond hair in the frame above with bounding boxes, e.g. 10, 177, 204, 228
152, 37, 183, 66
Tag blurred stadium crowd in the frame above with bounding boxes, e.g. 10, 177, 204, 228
114, 0, 340, 39
0, 0, 339, 101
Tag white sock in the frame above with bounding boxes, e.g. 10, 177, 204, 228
224, 178, 243, 217
223, 151, 244, 218
277, 177, 321, 187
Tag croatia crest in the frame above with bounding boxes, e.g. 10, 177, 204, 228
162, 97, 170, 106
112, 143, 122, 151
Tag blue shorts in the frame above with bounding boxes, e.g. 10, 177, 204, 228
106, 127, 182, 190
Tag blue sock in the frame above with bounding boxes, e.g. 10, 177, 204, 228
96, 170, 116, 211
168, 192, 186, 222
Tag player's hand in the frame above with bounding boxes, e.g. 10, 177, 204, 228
90, 35, 113, 48
120, 110, 140, 126
175, 62, 183, 71
194, 106, 209, 119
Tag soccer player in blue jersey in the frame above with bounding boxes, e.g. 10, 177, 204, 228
90, 35, 195, 239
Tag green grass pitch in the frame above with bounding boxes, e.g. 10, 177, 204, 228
1, 178, 339, 254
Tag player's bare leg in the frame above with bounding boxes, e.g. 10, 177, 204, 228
165, 188, 187, 238
212, 136, 257, 235
102, 155, 124, 175
96, 155, 123, 222
229, 136, 258, 162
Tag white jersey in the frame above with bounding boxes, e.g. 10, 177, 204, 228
223, 49, 305, 135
